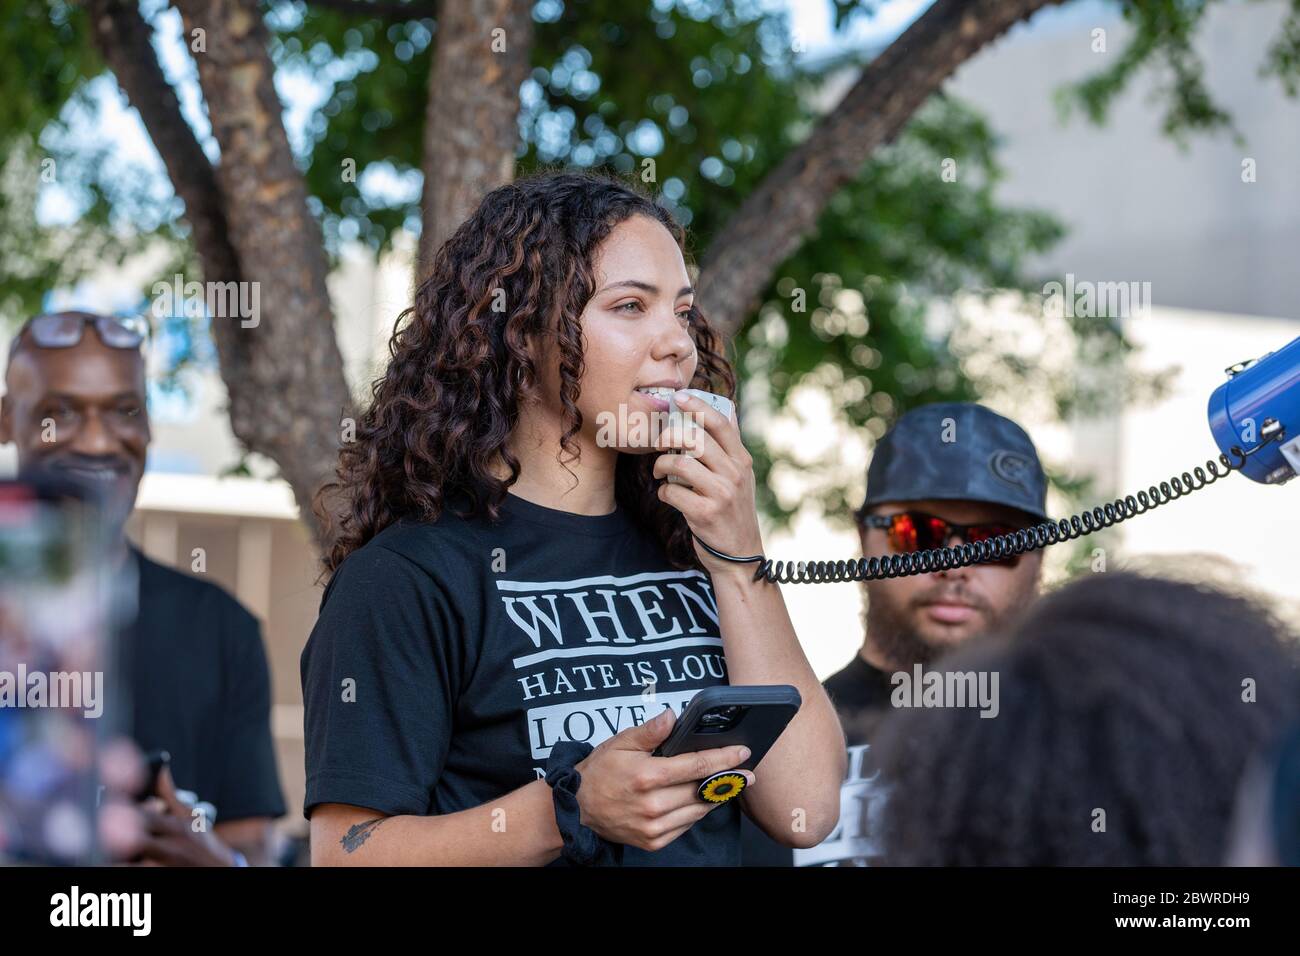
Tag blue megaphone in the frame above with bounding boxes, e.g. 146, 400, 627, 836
1208, 335, 1300, 483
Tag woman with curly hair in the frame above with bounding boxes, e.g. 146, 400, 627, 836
301, 170, 844, 866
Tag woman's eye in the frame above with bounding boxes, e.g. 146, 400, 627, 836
616, 300, 643, 313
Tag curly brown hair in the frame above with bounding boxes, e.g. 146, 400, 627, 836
873, 572, 1300, 865
316, 169, 735, 576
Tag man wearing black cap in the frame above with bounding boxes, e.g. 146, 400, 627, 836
742, 401, 1048, 866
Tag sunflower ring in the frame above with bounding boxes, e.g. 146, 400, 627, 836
697, 770, 748, 804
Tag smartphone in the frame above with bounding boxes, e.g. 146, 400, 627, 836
665, 389, 736, 487
134, 749, 171, 801
652, 685, 801, 771
0, 476, 121, 864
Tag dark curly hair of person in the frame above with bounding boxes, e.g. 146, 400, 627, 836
315, 169, 734, 575
871, 571, 1300, 865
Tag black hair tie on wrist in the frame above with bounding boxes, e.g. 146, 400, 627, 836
544, 741, 623, 866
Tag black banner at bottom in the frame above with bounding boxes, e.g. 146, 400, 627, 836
0, 865, 1288, 940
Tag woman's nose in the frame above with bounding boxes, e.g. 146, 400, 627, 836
652, 309, 695, 364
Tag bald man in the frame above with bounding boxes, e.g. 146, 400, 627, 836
1, 311, 285, 865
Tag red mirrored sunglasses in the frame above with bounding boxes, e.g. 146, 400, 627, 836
861, 510, 1025, 568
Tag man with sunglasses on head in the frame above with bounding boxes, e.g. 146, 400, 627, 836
742, 401, 1047, 866
0, 311, 285, 865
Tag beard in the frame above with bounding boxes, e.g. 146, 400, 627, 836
863, 577, 1011, 672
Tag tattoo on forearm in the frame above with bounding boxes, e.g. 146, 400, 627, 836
341, 818, 386, 854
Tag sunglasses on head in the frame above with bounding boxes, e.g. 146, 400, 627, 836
860, 510, 1026, 568
20, 312, 149, 351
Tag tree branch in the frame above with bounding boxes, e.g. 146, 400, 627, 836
85, 0, 256, 428
697, 0, 1067, 340
86, 1, 242, 294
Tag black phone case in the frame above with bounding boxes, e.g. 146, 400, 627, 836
651, 685, 801, 771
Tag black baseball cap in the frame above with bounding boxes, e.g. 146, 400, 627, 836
860, 402, 1048, 521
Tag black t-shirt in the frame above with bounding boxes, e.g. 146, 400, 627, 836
740, 654, 893, 866
125, 550, 286, 823
300, 493, 741, 865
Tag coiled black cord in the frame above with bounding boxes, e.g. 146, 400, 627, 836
693, 434, 1284, 585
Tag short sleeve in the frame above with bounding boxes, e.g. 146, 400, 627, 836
300, 544, 461, 819
214, 606, 288, 821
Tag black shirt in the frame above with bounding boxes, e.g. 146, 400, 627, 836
300, 493, 740, 865
126, 549, 286, 823
741, 653, 893, 866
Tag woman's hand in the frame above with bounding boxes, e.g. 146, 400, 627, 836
575, 707, 754, 853
653, 390, 764, 576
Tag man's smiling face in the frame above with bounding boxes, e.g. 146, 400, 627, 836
0, 323, 150, 531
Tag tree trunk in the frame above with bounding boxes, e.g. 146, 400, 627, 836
697, 0, 1065, 339
418, 0, 534, 277
162, 0, 354, 540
